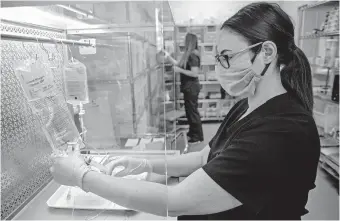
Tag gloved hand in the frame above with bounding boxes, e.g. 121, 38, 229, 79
104, 157, 153, 178
50, 152, 91, 189
161, 49, 170, 58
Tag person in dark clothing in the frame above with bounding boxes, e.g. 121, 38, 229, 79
51, 3, 320, 220
164, 33, 204, 143
220, 86, 226, 99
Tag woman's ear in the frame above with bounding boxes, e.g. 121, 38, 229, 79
261, 41, 277, 64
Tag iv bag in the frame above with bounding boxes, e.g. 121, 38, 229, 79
64, 59, 89, 105
15, 59, 84, 155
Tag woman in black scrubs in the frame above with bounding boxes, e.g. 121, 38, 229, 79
51, 3, 320, 220
165, 33, 204, 144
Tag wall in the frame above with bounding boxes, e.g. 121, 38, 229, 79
1, 21, 66, 220
278, 1, 316, 43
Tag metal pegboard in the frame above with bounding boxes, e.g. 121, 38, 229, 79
1, 22, 67, 220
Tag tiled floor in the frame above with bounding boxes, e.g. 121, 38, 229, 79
182, 122, 339, 220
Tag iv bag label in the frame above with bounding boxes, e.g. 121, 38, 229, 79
15, 65, 55, 101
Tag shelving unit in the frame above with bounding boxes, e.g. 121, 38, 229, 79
300, 31, 339, 39
298, 1, 339, 181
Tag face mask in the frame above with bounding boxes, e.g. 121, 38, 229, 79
216, 50, 270, 97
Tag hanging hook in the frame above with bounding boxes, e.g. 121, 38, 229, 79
56, 38, 65, 65
40, 43, 53, 61
35, 36, 40, 61
22, 42, 32, 59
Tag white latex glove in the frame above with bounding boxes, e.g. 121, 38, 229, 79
50, 152, 90, 189
104, 157, 152, 177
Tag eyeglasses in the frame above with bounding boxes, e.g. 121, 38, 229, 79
215, 42, 263, 69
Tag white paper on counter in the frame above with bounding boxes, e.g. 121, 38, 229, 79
125, 139, 139, 147
152, 138, 165, 143
139, 138, 152, 145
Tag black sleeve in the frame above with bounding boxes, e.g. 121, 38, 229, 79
203, 117, 310, 213
188, 54, 200, 68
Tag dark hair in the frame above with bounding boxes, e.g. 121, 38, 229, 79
221, 2, 313, 113
179, 33, 199, 69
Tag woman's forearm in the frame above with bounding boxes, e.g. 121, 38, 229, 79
150, 151, 203, 177
167, 56, 178, 66
82, 171, 169, 217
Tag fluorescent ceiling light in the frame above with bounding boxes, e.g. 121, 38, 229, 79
0, 6, 89, 29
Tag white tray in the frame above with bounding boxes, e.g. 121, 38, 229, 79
47, 185, 130, 210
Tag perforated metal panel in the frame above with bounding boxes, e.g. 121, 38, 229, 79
1, 22, 66, 220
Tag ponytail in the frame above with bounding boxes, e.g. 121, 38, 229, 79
179, 33, 199, 69
280, 46, 313, 113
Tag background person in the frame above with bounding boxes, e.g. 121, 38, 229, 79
164, 33, 204, 144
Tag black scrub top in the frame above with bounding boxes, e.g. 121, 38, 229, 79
180, 53, 200, 92
178, 93, 320, 220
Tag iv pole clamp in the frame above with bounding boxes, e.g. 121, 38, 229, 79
66, 103, 87, 154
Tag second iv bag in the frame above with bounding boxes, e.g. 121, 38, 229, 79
64, 59, 89, 105
15, 59, 83, 155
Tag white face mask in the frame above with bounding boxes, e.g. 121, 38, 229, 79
215, 45, 270, 97
216, 65, 261, 97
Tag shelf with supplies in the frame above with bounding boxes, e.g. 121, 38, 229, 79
171, 81, 219, 86
176, 99, 221, 103
311, 64, 339, 74
178, 116, 224, 122
320, 145, 339, 180
300, 31, 339, 39
298, 0, 339, 113
299, 0, 339, 11
314, 92, 339, 104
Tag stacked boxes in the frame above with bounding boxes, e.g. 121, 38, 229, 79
204, 102, 218, 117
201, 43, 216, 64
322, 7, 339, 33
202, 64, 217, 81
204, 25, 218, 43
176, 26, 204, 44
177, 26, 188, 43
